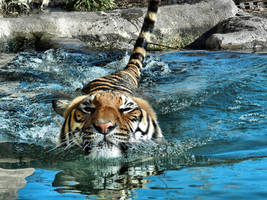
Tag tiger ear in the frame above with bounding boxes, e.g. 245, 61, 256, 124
52, 100, 70, 117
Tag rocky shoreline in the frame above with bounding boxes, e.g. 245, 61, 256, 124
0, 0, 266, 53
187, 10, 267, 52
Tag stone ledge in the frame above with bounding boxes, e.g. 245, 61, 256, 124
187, 11, 267, 52
0, 0, 238, 52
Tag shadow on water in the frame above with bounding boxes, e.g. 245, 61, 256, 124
0, 49, 267, 199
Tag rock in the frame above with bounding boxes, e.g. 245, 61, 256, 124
0, 53, 16, 66
187, 11, 267, 51
0, 0, 238, 52
0, 168, 34, 200
154, 0, 238, 44
38, 36, 93, 52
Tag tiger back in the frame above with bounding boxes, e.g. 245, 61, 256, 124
53, 0, 163, 158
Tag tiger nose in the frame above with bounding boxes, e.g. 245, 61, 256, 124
94, 122, 116, 134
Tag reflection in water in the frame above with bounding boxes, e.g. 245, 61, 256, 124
0, 142, 211, 199
52, 162, 163, 199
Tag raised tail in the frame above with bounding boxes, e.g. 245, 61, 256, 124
124, 0, 160, 87
82, 0, 160, 95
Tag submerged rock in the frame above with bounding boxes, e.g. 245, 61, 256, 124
0, 0, 237, 52
187, 11, 267, 51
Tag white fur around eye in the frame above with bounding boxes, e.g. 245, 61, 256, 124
120, 95, 137, 113
79, 95, 96, 113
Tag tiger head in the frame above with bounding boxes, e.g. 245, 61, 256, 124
52, 91, 161, 158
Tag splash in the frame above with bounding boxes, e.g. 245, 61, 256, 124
0, 50, 266, 162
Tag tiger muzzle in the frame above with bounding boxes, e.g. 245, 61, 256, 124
93, 122, 117, 134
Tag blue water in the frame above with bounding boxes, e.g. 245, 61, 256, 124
0, 49, 266, 199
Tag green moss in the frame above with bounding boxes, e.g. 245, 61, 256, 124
169, 33, 198, 48
148, 32, 199, 51
0, 0, 30, 17
0, 33, 37, 53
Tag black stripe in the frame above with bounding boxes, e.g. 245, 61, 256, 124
134, 111, 150, 136
60, 121, 67, 145
68, 112, 72, 134
125, 101, 134, 107
88, 85, 112, 91
115, 72, 137, 83
134, 37, 147, 49
142, 18, 155, 33
125, 107, 140, 115
105, 76, 122, 83
142, 113, 151, 136
138, 109, 143, 123
119, 142, 128, 153
108, 74, 125, 82
117, 71, 139, 86
114, 133, 129, 137
82, 76, 127, 94
83, 140, 93, 154
81, 101, 91, 106
130, 52, 145, 63
127, 61, 142, 69
94, 75, 127, 84
88, 82, 132, 92
88, 79, 119, 86
148, 1, 159, 13
68, 131, 73, 139
134, 108, 143, 130
101, 77, 134, 88
88, 86, 133, 94
88, 78, 114, 84
86, 77, 135, 91
152, 120, 158, 139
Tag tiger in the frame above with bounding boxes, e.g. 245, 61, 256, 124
52, 0, 164, 158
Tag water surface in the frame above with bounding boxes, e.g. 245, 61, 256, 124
0, 49, 266, 199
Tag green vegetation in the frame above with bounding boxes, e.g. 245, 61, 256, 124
148, 32, 199, 51
0, 0, 115, 17
166, 32, 198, 49
0, 0, 30, 17
65, 0, 115, 11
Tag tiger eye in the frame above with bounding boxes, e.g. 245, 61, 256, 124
120, 107, 133, 113
83, 107, 95, 113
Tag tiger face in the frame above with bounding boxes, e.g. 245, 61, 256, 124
53, 91, 163, 158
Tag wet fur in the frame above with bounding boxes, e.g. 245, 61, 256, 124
53, 0, 163, 158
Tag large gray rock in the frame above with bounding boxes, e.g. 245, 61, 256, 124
155, 0, 238, 39
0, 0, 238, 52
187, 11, 267, 51
0, 168, 34, 200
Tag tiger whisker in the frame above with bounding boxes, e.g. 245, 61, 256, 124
64, 132, 87, 150
46, 138, 71, 153
46, 145, 61, 153
83, 139, 91, 151
80, 132, 87, 139
113, 138, 128, 143
64, 139, 76, 150
47, 129, 83, 153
